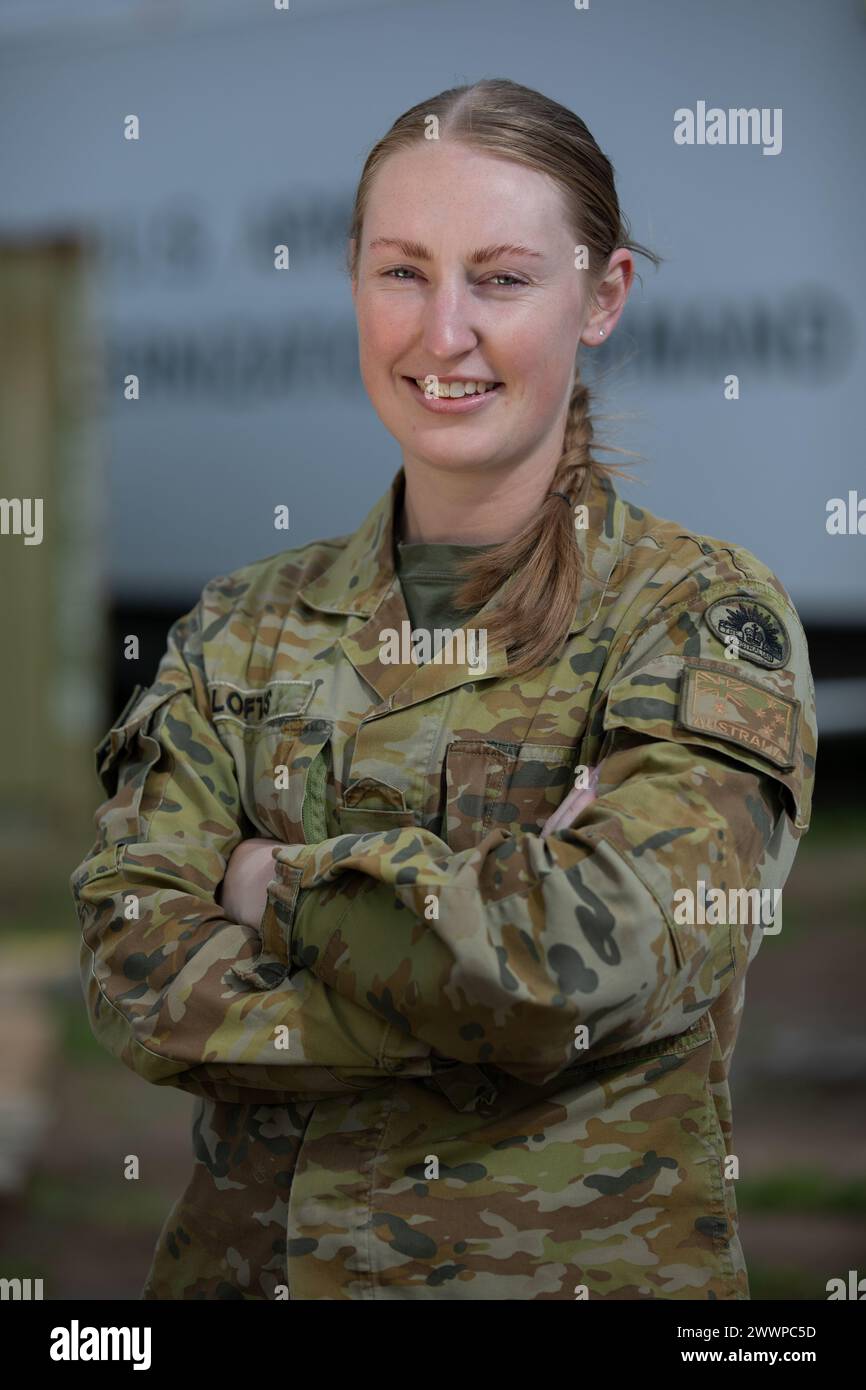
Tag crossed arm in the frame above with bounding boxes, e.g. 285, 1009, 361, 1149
220, 772, 601, 929
75, 577, 808, 1099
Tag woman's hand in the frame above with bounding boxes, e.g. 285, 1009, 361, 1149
221, 765, 599, 925
219, 837, 280, 928
541, 765, 600, 836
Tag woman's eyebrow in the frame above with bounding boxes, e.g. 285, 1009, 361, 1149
367, 237, 545, 264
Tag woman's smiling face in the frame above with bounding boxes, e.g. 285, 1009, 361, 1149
351, 141, 604, 479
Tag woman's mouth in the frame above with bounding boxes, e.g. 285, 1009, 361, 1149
403, 377, 504, 414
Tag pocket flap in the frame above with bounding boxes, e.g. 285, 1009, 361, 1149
94, 676, 192, 793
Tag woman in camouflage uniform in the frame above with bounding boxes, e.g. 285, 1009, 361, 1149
72, 79, 816, 1300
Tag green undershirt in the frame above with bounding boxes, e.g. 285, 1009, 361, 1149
395, 539, 495, 637
300, 538, 495, 843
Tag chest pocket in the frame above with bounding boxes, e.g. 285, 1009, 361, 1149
209, 680, 332, 843
443, 738, 577, 853
337, 778, 416, 837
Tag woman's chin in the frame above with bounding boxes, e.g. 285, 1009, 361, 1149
399, 432, 511, 470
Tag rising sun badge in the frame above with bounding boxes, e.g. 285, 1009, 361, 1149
703, 596, 791, 669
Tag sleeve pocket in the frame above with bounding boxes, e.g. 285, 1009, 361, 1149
601, 654, 810, 831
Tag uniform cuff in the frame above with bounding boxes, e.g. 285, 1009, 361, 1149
247, 861, 304, 973
270, 858, 309, 964
231, 863, 303, 990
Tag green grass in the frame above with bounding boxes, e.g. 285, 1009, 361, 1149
51, 991, 111, 1066
26, 1172, 170, 1229
796, 805, 866, 851
738, 1169, 866, 1214
0, 872, 80, 938
747, 1261, 827, 1300
0, 1254, 46, 1282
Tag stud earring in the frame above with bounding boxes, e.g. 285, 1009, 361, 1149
599, 329, 605, 337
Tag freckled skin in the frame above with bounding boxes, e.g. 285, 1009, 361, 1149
71, 465, 816, 1300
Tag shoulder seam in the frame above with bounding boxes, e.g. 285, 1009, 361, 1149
619, 574, 801, 668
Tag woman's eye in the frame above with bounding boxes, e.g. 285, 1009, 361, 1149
381, 268, 527, 288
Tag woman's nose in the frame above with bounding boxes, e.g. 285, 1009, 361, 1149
419, 281, 480, 359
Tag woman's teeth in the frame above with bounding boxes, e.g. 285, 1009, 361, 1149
413, 379, 499, 398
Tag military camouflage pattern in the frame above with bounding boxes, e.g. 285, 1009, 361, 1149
70, 465, 817, 1300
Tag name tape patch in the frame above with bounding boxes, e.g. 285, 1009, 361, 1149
208, 680, 313, 725
677, 663, 800, 770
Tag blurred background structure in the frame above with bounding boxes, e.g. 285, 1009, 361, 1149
0, 0, 864, 1299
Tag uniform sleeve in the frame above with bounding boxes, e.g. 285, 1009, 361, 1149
277, 573, 816, 1088
70, 587, 432, 1105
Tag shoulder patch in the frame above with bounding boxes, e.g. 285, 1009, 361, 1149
677, 663, 799, 770
703, 595, 790, 669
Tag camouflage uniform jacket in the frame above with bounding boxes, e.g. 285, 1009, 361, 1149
71, 465, 817, 1300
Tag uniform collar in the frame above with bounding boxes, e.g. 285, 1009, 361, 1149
298, 463, 625, 636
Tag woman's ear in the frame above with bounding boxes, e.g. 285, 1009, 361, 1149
581, 249, 634, 345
